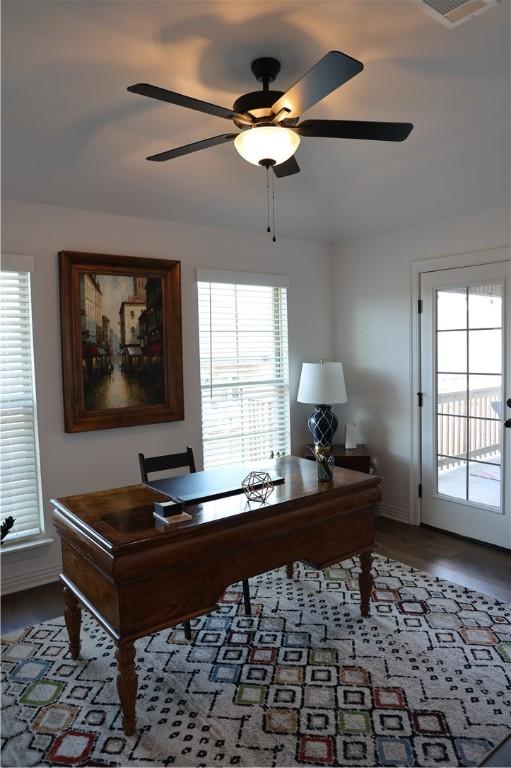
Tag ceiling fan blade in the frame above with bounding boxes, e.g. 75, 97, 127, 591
273, 155, 300, 178
128, 83, 253, 125
147, 133, 238, 162
271, 51, 363, 120
295, 119, 413, 141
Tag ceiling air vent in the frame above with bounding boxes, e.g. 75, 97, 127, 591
420, 0, 496, 27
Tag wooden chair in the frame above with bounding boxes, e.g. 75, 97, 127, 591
138, 446, 196, 483
138, 447, 252, 640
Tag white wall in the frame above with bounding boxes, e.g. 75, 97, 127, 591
1, 199, 333, 593
332, 206, 510, 522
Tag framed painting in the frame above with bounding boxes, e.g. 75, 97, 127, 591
59, 251, 184, 432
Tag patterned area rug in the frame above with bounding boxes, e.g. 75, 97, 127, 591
2, 556, 510, 767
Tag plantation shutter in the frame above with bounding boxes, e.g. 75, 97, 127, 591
197, 270, 290, 469
0, 268, 44, 541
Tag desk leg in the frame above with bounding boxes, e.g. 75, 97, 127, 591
359, 552, 373, 617
242, 579, 252, 617
63, 587, 81, 659
116, 640, 138, 736
286, 562, 294, 579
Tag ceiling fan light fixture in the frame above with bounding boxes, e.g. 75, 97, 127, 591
234, 126, 300, 167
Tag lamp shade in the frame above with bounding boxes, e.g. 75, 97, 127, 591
234, 126, 300, 167
297, 362, 348, 405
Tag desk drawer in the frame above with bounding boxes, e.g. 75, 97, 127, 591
207, 506, 374, 592
61, 541, 120, 633
317, 507, 374, 567
119, 562, 216, 637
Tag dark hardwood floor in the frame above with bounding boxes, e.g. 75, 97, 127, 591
2, 578, 64, 635
2, 517, 510, 764
375, 517, 511, 602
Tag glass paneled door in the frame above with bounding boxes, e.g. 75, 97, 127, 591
420, 261, 511, 548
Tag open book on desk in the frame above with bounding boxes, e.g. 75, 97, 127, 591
144, 464, 284, 505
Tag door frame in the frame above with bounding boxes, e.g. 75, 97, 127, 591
410, 246, 510, 527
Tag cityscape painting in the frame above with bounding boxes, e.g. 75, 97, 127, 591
59, 252, 183, 432
80, 274, 164, 410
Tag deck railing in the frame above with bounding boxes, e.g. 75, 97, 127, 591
438, 387, 501, 469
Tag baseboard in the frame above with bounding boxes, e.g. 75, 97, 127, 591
377, 504, 411, 524
1, 563, 61, 596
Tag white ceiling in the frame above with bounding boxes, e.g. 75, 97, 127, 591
2, 0, 510, 242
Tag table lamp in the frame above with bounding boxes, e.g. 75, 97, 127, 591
297, 361, 348, 447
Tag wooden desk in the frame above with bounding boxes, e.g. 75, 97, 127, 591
52, 456, 381, 735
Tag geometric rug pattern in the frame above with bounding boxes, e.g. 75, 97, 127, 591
1, 556, 510, 767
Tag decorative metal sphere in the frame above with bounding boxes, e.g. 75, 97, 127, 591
241, 471, 274, 502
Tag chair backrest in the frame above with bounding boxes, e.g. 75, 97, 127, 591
138, 446, 196, 483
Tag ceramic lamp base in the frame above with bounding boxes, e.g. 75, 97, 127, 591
308, 404, 338, 447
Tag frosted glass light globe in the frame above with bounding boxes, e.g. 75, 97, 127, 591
234, 126, 300, 167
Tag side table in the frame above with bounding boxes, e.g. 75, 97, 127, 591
304, 444, 371, 474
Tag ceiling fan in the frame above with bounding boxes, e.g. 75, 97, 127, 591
127, 50, 413, 177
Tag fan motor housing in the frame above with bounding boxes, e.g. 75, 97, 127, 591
233, 91, 299, 128
232, 57, 300, 128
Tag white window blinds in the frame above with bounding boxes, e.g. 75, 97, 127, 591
0, 269, 44, 541
198, 277, 290, 469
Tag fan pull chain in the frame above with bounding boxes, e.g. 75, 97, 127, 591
271, 170, 277, 242
266, 167, 271, 233
263, 166, 277, 243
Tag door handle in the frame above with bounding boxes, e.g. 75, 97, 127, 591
507, 398, 511, 408
506, 418, 511, 428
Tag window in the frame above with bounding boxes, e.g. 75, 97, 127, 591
197, 271, 290, 469
0, 266, 44, 541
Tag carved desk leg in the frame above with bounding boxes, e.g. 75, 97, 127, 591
359, 551, 373, 618
116, 640, 138, 736
63, 586, 81, 659
286, 562, 294, 579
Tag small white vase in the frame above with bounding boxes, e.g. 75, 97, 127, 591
345, 423, 358, 450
